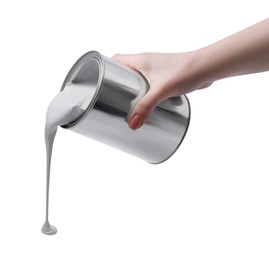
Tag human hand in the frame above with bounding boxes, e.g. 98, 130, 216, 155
112, 52, 212, 130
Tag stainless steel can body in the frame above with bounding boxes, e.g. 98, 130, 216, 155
61, 51, 190, 164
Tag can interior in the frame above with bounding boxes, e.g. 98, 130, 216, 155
62, 56, 102, 127
71, 57, 100, 108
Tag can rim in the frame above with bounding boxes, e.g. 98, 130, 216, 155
60, 51, 105, 128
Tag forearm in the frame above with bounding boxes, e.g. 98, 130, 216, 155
195, 18, 269, 83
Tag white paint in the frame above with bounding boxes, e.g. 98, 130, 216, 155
41, 84, 94, 235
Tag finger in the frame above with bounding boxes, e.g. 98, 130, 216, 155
128, 90, 160, 130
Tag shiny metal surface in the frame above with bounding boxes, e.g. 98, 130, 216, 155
61, 51, 190, 164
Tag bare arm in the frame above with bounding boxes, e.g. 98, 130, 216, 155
196, 18, 269, 81
113, 18, 269, 130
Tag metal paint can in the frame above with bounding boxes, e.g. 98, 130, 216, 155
61, 51, 190, 164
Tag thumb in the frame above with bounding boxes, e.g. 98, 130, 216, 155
128, 90, 160, 130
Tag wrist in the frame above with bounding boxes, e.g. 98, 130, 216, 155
180, 49, 216, 92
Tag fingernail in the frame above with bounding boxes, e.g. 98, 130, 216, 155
129, 115, 143, 130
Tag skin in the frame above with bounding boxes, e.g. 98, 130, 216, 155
112, 18, 269, 130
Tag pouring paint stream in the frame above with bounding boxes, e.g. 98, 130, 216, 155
42, 85, 91, 235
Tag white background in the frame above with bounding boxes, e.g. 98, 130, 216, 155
0, 1, 268, 259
